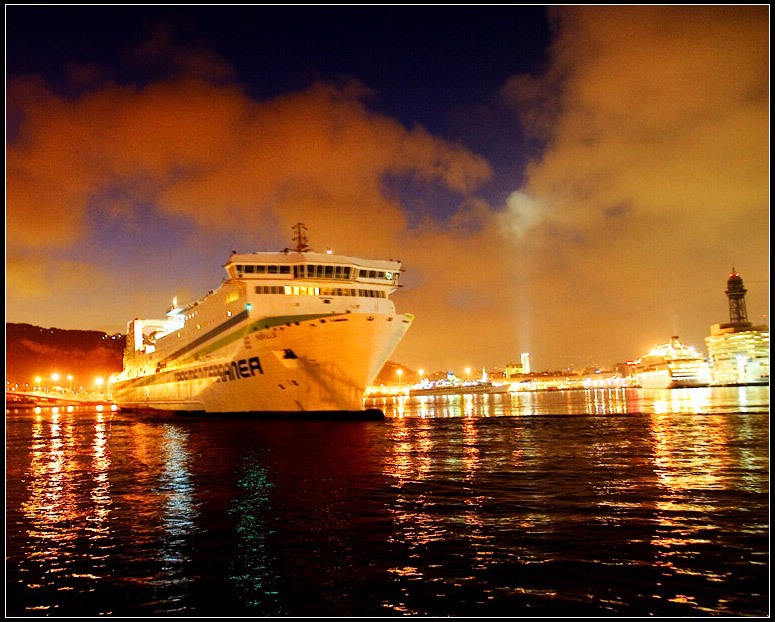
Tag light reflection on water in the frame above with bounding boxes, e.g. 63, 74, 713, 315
14, 409, 112, 613
6, 386, 769, 617
9, 409, 202, 616
372, 386, 768, 616
368, 385, 768, 418
152, 425, 200, 613
227, 451, 280, 614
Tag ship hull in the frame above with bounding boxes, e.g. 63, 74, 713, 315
111, 312, 411, 414
635, 368, 710, 390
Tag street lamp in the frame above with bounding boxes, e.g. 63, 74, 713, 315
95, 377, 104, 397
419, 369, 424, 384
67, 374, 73, 393
35, 376, 41, 391
397, 368, 403, 386
465, 367, 471, 382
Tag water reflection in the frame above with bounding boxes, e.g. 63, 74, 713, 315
18, 408, 113, 614
157, 426, 197, 565
6, 387, 768, 618
644, 409, 762, 614
383, 415, 441, 611
649, 410, 735, 492
382, 415, 504, 613
135, 423, 200, 614
652, 387, 712, 414
87, 411, 112, 569
22, 410, 76, 577
370, 386, 769, 418
462, 415, 479, 479
227, 451, 279, 614
586, 387, 631, 415
460, 417, 497, 575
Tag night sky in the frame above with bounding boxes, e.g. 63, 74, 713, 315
6, 5, 770, 373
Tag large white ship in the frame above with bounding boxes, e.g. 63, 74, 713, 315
633, 336, 712, 389
110, 224, 413, 415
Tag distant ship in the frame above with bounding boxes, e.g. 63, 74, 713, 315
633, 336, 712, 389
110, 224, 413, 415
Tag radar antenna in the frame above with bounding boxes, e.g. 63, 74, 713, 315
291, 222, 310, 252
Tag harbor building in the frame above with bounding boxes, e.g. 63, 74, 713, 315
504, 352, 531, 379
705, 271, 769, 386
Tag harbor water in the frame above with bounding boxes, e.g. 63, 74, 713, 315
5, 386, 769, 617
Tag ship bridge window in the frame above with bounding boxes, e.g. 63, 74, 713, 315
255, 285, 288, 295
246, 265, 292, 275
292, 264, 355, 280
255, 285, 385, 298
358, 289, 386, 298
357, 269, 398, 282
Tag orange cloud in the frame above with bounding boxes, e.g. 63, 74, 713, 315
7, 77, 491, 254
493, 5, 769, 367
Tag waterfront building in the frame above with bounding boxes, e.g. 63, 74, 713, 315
705, 271, 769, 385
504, 352, 531, 379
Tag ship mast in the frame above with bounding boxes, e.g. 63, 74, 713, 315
291, 222, 310, 252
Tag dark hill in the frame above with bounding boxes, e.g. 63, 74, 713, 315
5, 323, 125, 389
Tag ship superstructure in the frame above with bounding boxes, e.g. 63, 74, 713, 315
110, 224, 413, 414
633, 336, 712, 389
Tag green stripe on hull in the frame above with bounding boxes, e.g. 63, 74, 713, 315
163, 312, 340, 365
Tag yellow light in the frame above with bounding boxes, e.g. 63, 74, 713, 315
51, 373, 60, 382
